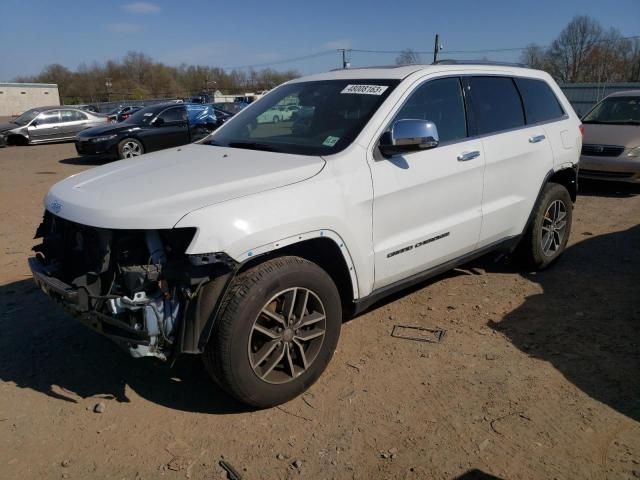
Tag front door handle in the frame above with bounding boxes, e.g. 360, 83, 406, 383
457, 150, 481, 161
529, 134, 546, 143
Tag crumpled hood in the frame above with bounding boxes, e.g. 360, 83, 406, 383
0, 122, 20, 133
582, 123, 640, 148
45, 143, 325, 229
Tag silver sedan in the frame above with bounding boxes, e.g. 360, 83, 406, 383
0, 106, 108, 145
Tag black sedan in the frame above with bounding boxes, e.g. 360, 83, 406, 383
75, 103, 227, 160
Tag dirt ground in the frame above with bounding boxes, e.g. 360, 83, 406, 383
0, 142, 638, 480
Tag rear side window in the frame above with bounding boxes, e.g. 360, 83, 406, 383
515, 78, 565, 124
469, 77, 524, 135
394, 77, 467, 143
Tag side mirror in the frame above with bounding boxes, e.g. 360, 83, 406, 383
379, 119, 439, 156
30, 120, 38, 127
152, 117, 165, 127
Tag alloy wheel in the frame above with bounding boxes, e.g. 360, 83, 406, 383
540, 199, 567, 257
248, 287, 326, 384
122, 141, 142, 158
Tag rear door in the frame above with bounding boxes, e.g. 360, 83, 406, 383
28, 110, 61, 142
59, 109, 89, 138
370, 76, 485, 289
467, 76, 554, 246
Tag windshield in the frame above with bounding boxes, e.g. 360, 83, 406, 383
13, 108, 41, 126
206, 79, 399, 155
583, 96, 640, 124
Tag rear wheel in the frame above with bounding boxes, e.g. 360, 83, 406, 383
272, 115, 280, 123
203, 256, 342, 408
518, 182, 572, 269
117, 138, 144, 159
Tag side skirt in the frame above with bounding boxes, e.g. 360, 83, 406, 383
352, 236, 520, 316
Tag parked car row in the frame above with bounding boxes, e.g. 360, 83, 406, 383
0, 102, 235, 159
76, 103, 232, 159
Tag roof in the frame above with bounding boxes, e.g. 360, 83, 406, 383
291, 64, 547, 82
606, 90, 640, 98
0, 82, 58, 88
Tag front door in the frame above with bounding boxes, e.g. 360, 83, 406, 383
145, 106, 189, 151
28, 110, 61, 142
370, 77, 484, 290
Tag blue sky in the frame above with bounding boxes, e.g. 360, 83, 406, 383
0, 0, 638, 80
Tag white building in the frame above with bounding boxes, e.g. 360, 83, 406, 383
0, 82, 60, 117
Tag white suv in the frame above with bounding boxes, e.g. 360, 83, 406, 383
29, 63, 582, 407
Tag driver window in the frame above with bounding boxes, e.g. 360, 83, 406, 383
394, 77, 467, 143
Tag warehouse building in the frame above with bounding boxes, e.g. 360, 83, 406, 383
0, 82, 60, 117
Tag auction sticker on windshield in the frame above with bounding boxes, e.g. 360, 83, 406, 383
341, 84, 388, 95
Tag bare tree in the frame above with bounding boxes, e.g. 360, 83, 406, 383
520, 44, 548, 70
395, 49, 422, 65
547, 15, 603, 82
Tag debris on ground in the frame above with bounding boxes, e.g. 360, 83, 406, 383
391, 325, 446, 343
219, 460, 242, 480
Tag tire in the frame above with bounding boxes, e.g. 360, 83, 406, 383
117, 138, 144, 159
272, 115, 280, 123
203, 256, 342, 408
518, 182, 573, 269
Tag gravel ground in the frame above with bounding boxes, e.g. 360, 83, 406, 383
0, 142, 638, 480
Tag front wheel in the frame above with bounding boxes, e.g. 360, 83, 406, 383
117, 138, 144, 159
518, 182, 573, 269
203, 256, 342, 408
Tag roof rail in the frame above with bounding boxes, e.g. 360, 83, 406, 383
433, 59, 526, 68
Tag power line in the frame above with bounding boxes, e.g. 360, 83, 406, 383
209, 34, 640, 71
221, 50, 335, 70
350, 35, 640, 56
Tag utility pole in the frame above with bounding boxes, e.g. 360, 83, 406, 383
339, 49, 351, 69
432, 34, 440, 64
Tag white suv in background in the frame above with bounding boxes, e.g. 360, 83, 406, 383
29, 63, 582, 407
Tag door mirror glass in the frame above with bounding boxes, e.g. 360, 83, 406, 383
379, 119, 439, 156
152, 117, 165, 127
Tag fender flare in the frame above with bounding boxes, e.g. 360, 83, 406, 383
180, 229, 360, 354
234, 229, 360, 299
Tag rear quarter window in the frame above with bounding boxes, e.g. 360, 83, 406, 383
469, 77, 525, 135
515, 78, 565, 124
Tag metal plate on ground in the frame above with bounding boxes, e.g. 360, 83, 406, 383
391, 325, 446, 343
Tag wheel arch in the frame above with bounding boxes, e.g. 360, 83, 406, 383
520, 164, 578, 239
238, 235, 357, 309
183, 231, 359, 354
6, 134, 28, 146
548, 164, 578, 202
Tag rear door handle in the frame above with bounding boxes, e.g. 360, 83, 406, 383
529, 134, 546, 143
457, 150, 481, 161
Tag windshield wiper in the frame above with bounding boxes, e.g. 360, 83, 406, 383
227, 141, 281, 152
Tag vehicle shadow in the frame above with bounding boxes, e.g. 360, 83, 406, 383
59, 155, 114, 166
578, 178, 640, 198
489, 225, 640, 422
0, 279, 251, 414
453, 470, 503, 480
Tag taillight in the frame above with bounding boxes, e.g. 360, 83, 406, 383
579, 124, 585, 136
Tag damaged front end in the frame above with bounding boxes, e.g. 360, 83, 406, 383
29, 211, 237, 360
